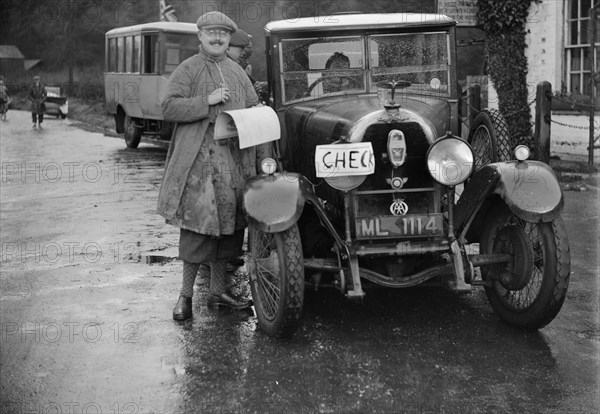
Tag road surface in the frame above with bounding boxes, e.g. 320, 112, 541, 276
1, 110, 598, 413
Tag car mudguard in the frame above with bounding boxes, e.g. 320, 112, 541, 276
455, 161, 564, 239
243, 172, 314, 233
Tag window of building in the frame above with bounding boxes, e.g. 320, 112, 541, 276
566, 0, 599, 98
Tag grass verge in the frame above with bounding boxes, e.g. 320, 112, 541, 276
67, 98, 115, 134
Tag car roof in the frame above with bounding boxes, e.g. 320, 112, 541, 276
265, 13, 456, 34
106, 22, 198, 36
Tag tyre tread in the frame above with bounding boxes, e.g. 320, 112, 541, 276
485, 108, 513, 162
275, 224, 304, 337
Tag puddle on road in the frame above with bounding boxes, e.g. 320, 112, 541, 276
138, 254, 177, 264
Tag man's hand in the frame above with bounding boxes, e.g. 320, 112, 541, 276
208, 87, 231, 105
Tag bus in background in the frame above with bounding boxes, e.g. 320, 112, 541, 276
104, 22, 198, 148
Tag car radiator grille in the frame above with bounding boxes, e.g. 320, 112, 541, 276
357, 121, 436, 217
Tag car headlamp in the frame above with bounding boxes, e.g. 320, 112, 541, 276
426, 134, 474, 186
261, 158, 277, 175
325, 175, 367, 191
514, 145, 530, 161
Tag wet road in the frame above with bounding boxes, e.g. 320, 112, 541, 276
1, 110, 598, 413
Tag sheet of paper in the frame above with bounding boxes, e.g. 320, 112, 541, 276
214, 106, 280, 149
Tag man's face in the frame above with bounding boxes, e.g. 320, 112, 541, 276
324, 58, 350, 90
227, 46, 244, 63
198, 28, 231, 58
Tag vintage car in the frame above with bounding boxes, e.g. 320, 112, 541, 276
44, 86, 68, 119
243, 13, 570, 337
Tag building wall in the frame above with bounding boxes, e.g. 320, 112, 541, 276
526, 0, 564, 94
488, 1, 563, 109
488, 0, 598, 160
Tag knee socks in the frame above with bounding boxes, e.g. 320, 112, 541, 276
180, 260, 228, 298
180, 261, 200, 298
209, 260, 227, 295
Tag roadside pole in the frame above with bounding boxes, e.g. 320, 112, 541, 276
589, 3, 598, 165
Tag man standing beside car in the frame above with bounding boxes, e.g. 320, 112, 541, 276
227, 28, 270, 105
158, 11, 260, 321
227, 28, 255, 84
28, 75, 46, 128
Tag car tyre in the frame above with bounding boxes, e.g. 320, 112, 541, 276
248, 223, 304, 338
467, 108, 512, 171
124, 114, 141, 149
480, 204, 571, 329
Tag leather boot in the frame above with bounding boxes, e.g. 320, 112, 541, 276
207, 291, 252, 310
172, 296, 192, 321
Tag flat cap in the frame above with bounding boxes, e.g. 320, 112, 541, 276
229, 29, 252, 47
196, 11, 238, 32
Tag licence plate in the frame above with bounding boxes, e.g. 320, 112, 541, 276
356, 214, 444, 239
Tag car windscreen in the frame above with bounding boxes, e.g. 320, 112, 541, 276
280, 36, 366, 103
368, 32, 450, 97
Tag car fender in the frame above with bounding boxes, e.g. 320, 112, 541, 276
244, 172, 314, 233
455, 161, 564, 239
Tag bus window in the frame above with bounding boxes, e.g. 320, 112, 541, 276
125, 36, 132, 73
108, 38, 117, 72
165, 48, 180, 74
143, 34, 158, 74
132, 35, 141, 73
118, 37, 125, 72
164, 33, 197, 74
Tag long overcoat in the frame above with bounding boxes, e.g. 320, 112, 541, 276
28, 83, 46, 114
157, 50, 260, 236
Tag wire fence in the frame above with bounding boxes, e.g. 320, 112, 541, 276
461, 84, 600, 155
551, 94, 600, 146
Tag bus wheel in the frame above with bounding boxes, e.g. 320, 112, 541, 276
124, 115, 141, 149
159, 121, 173, 141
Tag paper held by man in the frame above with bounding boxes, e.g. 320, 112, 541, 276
214, 106, 280, 149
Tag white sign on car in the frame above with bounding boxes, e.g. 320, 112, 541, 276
314, 142, 375, 177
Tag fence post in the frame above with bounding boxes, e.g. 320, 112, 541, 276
534, 82, 552, 164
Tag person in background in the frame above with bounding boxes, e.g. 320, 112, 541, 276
158, 11, 261, 321
0, 77, 9, 121
323, 52, 354, 94
28, 75, 46, 128
227, 28, 270, 104
227, 28, 255, 84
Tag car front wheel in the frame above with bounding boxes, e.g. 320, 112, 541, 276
480, 205, 571, 329
248, 223, 304, 338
